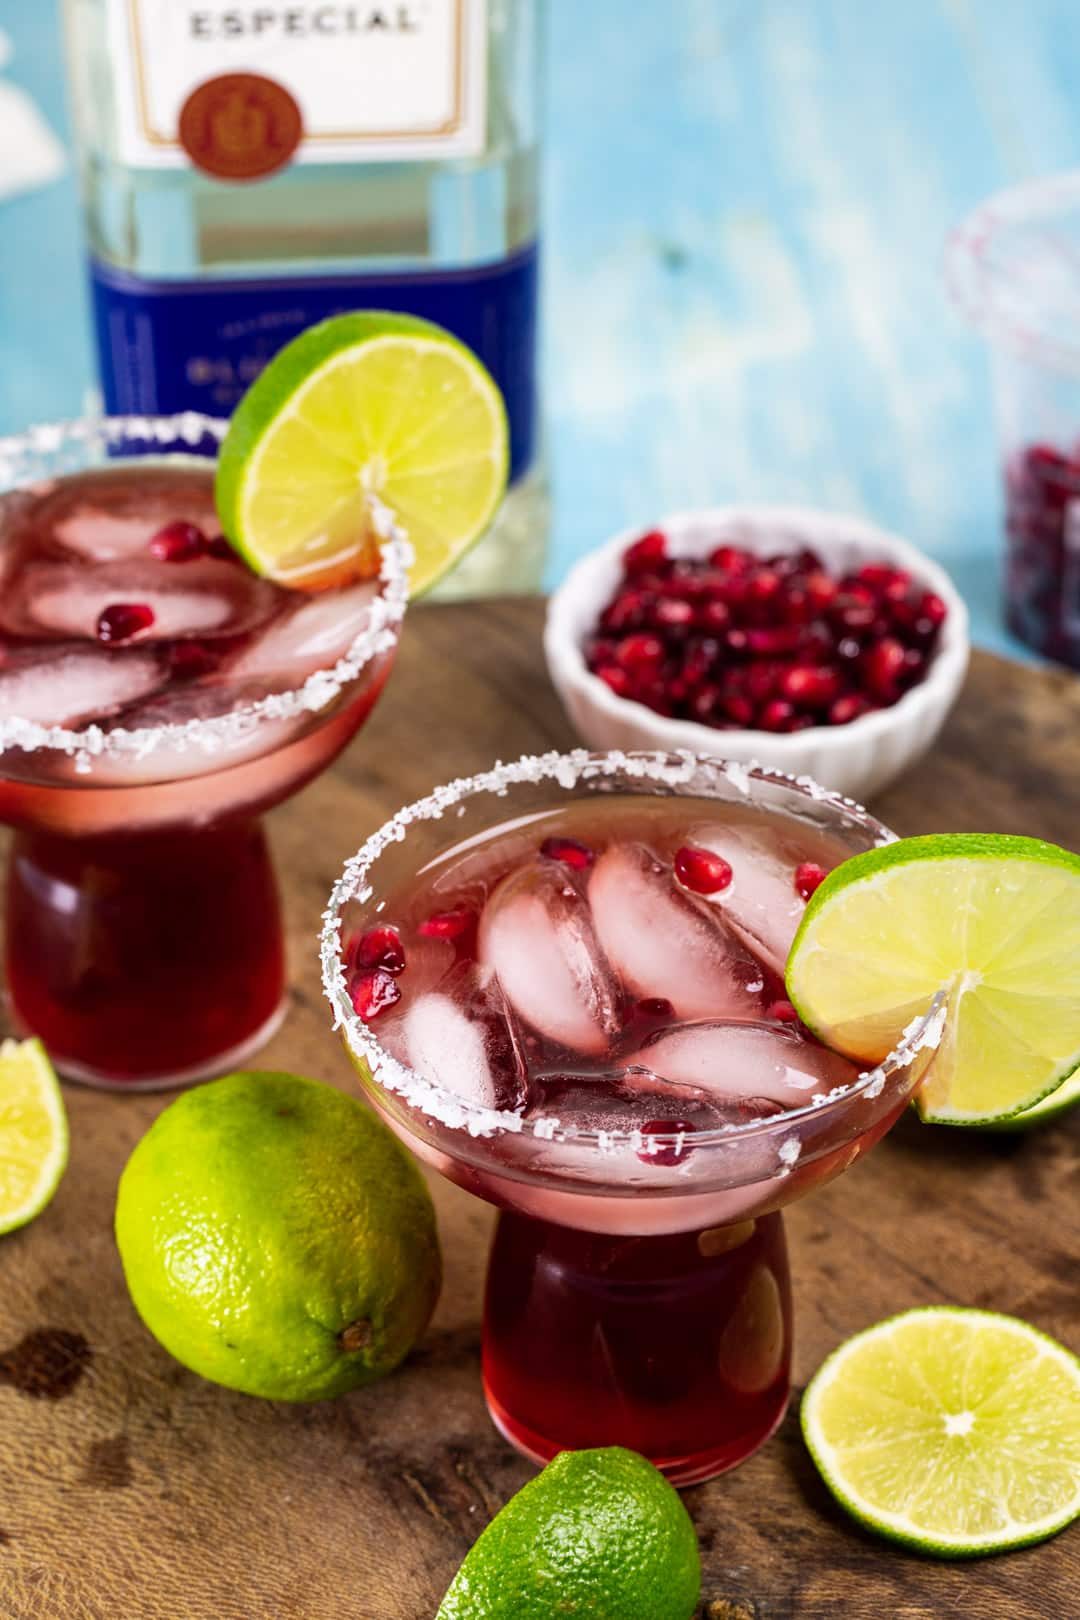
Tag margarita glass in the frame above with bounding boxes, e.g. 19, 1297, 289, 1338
322, 751, 944, 1485
0, 415, 409, 1089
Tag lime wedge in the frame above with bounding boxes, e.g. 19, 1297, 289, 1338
802, 1307, 1080, 1557
785, 834, 1080, 1125
216, 311, 509, 594
0, 1037, 68, 1234
980, 1068, 1080, 1132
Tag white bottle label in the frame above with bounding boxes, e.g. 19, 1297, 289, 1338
106, 0, 488, 169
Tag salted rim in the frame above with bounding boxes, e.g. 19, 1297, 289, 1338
320, 748, 948, 1151
0, 413, 411, 770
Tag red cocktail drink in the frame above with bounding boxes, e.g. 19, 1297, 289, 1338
322, 754, 943, 1484
0, 416, 408, 1088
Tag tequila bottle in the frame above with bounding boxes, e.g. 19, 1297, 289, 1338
60, 0, 547, 597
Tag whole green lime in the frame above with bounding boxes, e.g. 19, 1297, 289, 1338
436, 1447, 700, 1619
115, 1071, 441, 1401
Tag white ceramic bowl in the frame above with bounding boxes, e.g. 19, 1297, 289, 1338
544, 506, 970, 803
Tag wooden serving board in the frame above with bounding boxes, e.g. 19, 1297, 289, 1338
1, 600, 1077, 1620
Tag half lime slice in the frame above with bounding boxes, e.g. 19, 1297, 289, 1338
786, 834, 1080, 1125
216, 311, 509, 594
0, 1037, 68, 1234
802, 1307, 1080, 1557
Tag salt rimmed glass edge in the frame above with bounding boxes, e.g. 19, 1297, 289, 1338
0, 413, 411, 767
320, 748, 948, 1151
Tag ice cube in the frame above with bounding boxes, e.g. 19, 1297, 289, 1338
48, 473, 219, 561
396, 973, 529, 1113
531, 1074, 762, 1133
0, 648, 165, 728
625, 1021, 860, 1109
691, 823, 825, 976
2, 558, 280, 644
478, 862, 621, 1055
226, 582, 377, 685
588, 842, 767, 1022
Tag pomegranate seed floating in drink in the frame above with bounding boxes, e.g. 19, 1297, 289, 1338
584, 530, 948, 731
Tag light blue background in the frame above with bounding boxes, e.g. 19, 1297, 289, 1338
3, 1, 1079, 660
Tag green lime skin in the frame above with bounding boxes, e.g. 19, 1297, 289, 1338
214, 308, 507, 553
115, 1071, 441, 1401
436, 1448, 701, 1620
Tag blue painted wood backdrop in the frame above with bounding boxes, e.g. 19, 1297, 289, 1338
3, 0, 1079, 659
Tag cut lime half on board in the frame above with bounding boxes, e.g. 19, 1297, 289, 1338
786, 834, 1080, 1125
216, 311, 509, 595
0, 1037, 68, 1234
802, 1307, 1080, 1558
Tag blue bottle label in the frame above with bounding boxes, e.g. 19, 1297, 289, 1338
88, 241, 539, 481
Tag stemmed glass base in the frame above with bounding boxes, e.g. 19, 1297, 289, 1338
481, 1208, 793, 1486
5, 817, 286, 1089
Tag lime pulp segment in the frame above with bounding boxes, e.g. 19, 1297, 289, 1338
802, 1307, 1080, 1557
0, 1037, 68, 1234
786, 834, 1080, 1124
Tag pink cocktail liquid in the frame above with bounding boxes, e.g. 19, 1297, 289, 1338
0, 453, 402, 1087
338, 791, 909, 1483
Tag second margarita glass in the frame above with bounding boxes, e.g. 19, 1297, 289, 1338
322, 751, 944, 1485
0, 414, 409, 1089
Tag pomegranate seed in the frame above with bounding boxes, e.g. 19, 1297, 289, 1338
828, 692, 871, 725
595, 664, 632, 697
653, 596, 695, 630
206, 535, 238, 561
747, 568, 781, 605
149, 520, 207, 562
419, 908, 475, 941
746, 625, 803, 656
780, 664, 840, 709
805, 570, 839, 611
351, 925, 406, 974
722, 693, 755, 726
766, 999, 799, 1023
863, 637, 907, 700
636, 997, 674, 1019
725, 628, 750, 656
856, 563, 895, 591
637, 1120, 697, 1167
674, 844, 733, 894
759, 698, 795, 732
918, 591, 948, 626
540, 835, 594, 870
615, 633, 665, 671
690, 684, 722, 722
349, 968, 401, 1020
696, 598, 731, 631
623, 529, 668, 574
96, 602, 155, 643
601, 590, 649, 632
709, 544, 751, 572
794, 862, 827, 901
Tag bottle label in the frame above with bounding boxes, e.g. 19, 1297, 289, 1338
88, 243, 539, 481
105, 0, 488, 169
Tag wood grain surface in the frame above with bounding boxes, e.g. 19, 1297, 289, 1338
0, 599, 1077, 1620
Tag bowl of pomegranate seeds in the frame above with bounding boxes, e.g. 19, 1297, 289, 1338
544, 507, 969, 801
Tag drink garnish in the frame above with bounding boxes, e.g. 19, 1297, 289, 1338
215, 310, 509, 594
786, 832, 1080, 1124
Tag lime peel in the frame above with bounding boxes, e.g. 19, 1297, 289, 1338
802, 1306, 1080, 1557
